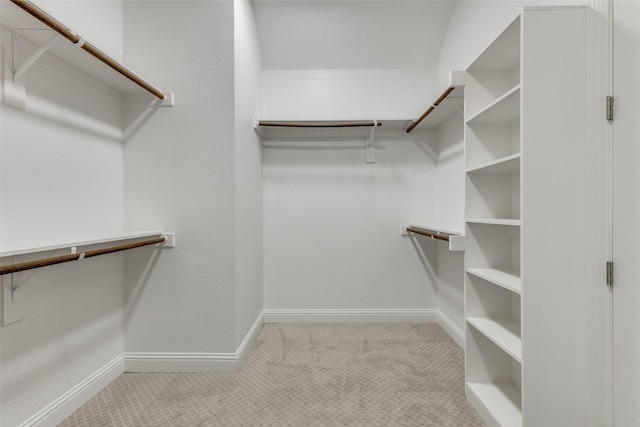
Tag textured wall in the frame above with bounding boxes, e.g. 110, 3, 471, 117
21, 0, 123, 61
123, 0, 237, 354
435, 114, 465, 331
262, 69, 434, 121
0, 1, 125, 425
263, 129, 439, 311
234, 0, 264, 348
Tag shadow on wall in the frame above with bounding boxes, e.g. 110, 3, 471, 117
2, 29, 165, 143
123, 246, 164, 327
1, 255, 126, 409
407, 234, 438, 289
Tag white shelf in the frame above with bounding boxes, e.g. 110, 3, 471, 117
466, 85, 520, 125
408, 224, 463, 236
466, 382, 522, 427
467, 317, 522, 362
1, 231, 163, 257
408, 84, 464, 131
467, 17, 521, 72
1, 3, 166, 99
467, 85, 520, 125
466, 153, 521, 174
407, 224, 465, 252
256, 119, 413, 141
467, 267, 522, 294
466, 218, 521, 227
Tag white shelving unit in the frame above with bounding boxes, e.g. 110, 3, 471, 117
463, 7, 589, 426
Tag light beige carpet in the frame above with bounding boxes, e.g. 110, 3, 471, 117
60, 323, 485, 426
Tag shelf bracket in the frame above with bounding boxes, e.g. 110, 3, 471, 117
13, 32, 59, 88
444, 97, 465, 115
254, 119, 265, 145
2, 261, 25, 326
365, 119, 377, 163
3, 30, 59, 109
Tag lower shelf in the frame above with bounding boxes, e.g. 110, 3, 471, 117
466, 381, 522, 427
467, 317, 521, 362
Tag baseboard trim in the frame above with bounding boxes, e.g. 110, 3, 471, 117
436, 310, 465, 348
124, 351, 238, 373
124, 310, 264, 373
236, 310, 264, 368
263, 308, 439, 324
20, 354, 125, 427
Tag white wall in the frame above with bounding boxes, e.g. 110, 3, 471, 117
435, 113, 465, 331
123, 0, 238, 356
260, 32, 448, 321
234, 0, 263, 349
21, 0, 123, 62
263, 69, 434, 121
435, 114, 465, 234
0, 1, 125, 425
263, 127, 440, 312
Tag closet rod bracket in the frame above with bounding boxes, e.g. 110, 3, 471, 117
2, 270, 25, 326
253, 120, 265, 145
13, 31, 58, 88
365, 120, 377, 163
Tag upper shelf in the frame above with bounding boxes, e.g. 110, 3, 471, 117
406, 73, 465, 133
467, 16, 521, 72
254, 119, 412, 140
407, 225, 466, 252
0, 231, 165, 258
2, 0, 167, 101
466, 85, 520, 125
257, 120, 381, 137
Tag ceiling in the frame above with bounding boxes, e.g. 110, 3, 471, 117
252, 0, 456, 70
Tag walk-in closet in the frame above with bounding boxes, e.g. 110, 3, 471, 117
1, 0, 637, 426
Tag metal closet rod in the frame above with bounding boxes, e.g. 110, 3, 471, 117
406, 86, 456, 133
10, 0, 165, 100
0, 237, 166, 276
406, 227, 451, 242
258, 121, 383, 128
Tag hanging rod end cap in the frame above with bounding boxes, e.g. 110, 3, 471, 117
158, 92, 174, 107
161, 233, 175, 248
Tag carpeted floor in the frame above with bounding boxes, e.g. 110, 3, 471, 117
60, 323, 485, 426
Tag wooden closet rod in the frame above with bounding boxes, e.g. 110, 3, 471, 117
10, 0, 165, 100
258, 121, 382, 128
406, 226, 451, 242
0, 237, 166, 276
406, 86, 456, 133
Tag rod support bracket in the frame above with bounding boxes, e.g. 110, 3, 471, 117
13, 32, 58, 88
2, 270, 25, 326
365, 120, 377, 163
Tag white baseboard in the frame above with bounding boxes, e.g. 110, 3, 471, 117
124, 310, 264, 373
436, 310, 465, 348
236, 310, 264, 368
263, 308, 440, 324
123, 351, 238, 373
19, 354, 124, 427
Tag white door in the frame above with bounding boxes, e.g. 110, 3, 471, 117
613, 1, 640, 425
